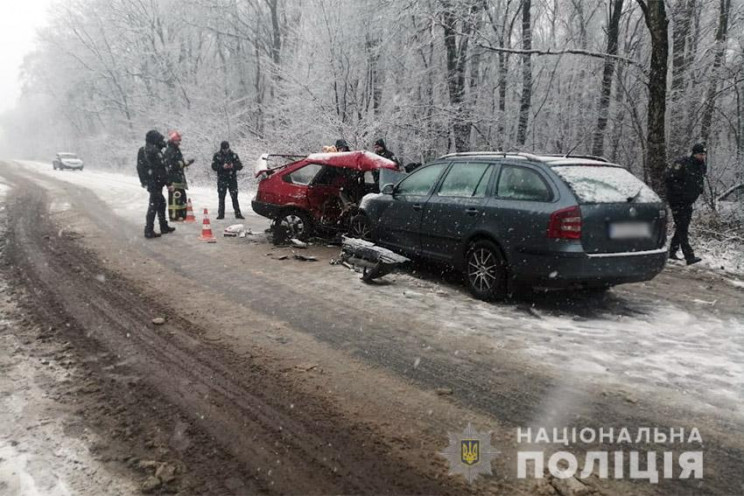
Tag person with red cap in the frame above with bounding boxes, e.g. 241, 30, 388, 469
163, 130, 195, 221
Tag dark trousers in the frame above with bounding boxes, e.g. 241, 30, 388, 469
669, 203, 695, 260
146, 186, 168, 233
217, 179, 241, 217
168, 188, 187, 221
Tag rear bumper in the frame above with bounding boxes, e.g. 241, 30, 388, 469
251, 199, 283, 219
514, 247, 668, 288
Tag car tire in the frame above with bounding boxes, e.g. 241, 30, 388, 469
465, 239, 508, 301
348, 214, 372, 241
273, 210, 312, 241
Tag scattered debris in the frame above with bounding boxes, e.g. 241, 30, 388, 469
155, 462, 178, 483
434, 387, 453, 396
550, 475, 594, 496
295, 363, 318, 372
276, 255, 289, 261
141, 475, 162, 493
223, 224, 245, 238
290, 238, 308, 248
338, 236, 409, 282
151, 317, 166, 325
294, 254, 318, 262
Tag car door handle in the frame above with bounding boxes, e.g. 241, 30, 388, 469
465, 208, 479, 216
412, 204, 422, 211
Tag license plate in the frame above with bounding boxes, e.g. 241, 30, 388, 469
609, 222, 652, 239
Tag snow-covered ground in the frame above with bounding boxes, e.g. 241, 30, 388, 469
14, 160, 257, 229
7, 160, 744, 424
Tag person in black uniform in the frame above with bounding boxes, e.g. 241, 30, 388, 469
211, 141, 244, 219
665, 143, 707, 265
163, 130, 194, 221
137, 130, 175, 239
373, 138, 401, 169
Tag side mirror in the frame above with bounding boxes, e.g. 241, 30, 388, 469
381, 183, 395, 195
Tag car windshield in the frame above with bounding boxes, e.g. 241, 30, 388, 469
552, 165, 660, 204
59, 154, 78, 159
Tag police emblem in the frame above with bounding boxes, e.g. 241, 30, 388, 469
461, 439, 479, 465
440, 423, 500, 484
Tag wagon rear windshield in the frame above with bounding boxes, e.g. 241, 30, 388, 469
552, 165, 660, 204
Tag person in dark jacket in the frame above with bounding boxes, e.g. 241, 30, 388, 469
138, 130, 175, 238
163, 131, 194, 221
373, 138, 401, 168
335, 139, 350, 152
665, 143, 707, 265
211, 141, 244, 219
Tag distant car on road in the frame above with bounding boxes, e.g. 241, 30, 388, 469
356, 152, 669, 300
53, 152, 84, 171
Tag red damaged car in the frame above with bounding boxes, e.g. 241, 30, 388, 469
252, 151, 400, 240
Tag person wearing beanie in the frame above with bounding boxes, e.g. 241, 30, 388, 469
373, 138, 401, 168
335, 139, 350, 152
665, 142, 707, 265
137, 129, 175, 238
211, 140, 244, 219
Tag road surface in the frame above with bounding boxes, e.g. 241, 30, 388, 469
1, 160, 742, 495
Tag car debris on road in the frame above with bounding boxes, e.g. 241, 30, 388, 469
337, 236, 409, 282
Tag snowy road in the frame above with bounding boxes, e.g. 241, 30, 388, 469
1, 159, 743, 495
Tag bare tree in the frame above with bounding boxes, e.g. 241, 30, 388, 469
592, 0, 624, 157
516, 0, 532, 146
636, 0, 669, 194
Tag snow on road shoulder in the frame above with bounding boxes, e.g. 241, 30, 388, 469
338, 268, 744, 420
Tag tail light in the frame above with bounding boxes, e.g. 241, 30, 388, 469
547, 206, 582, 239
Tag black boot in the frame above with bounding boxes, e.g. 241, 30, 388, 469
145, 231, 161, 239
235, 212, 245, 219
160, 224, 176, 234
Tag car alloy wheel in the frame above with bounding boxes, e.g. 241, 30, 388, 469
276, 211, 311, 241
465, 240, 507, 301
348, 214, 372, 240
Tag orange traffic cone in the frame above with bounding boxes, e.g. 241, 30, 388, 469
184, 199, 196, 223
199, 208, 217, 243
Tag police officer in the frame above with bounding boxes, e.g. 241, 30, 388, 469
163, 131, 194, 221
373, 138, 401, 168
137, 130, 175, 238
665, 143, 707, 265
211, 141, 244, 219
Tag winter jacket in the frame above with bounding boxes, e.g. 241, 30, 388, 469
211, 150, 243, 181
665, 155, 707, 205
376, 148, 401, 168
138, 143, 170, 191
164, 142, 190, 189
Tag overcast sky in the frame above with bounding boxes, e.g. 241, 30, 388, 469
0, 0, 54, 113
